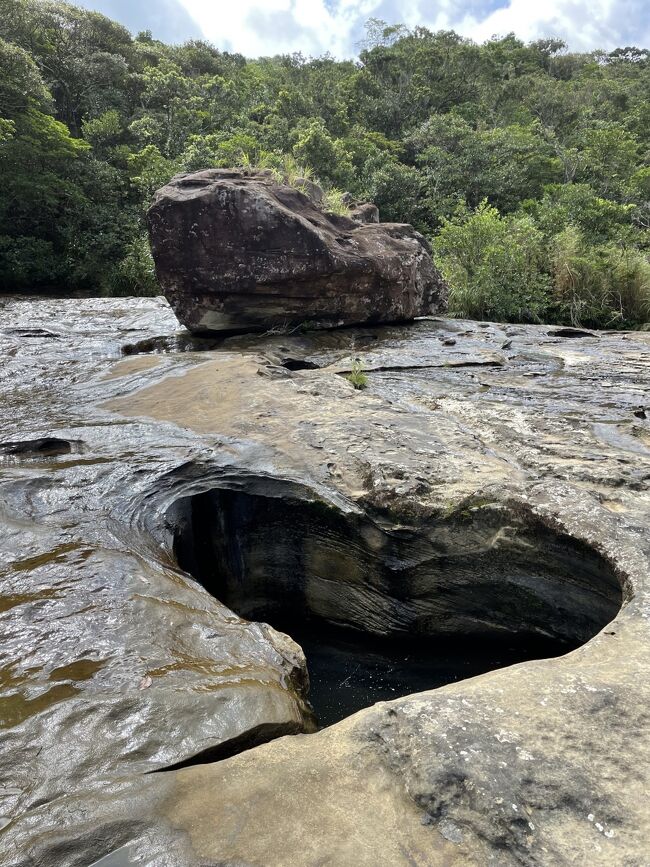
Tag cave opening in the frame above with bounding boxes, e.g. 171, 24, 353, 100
171, 488, 622, 728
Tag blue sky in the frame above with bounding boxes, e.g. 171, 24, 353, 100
75, 0, 202, 42
76, 0, 650, 55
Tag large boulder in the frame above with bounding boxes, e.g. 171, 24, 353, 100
147, 168, 447, 334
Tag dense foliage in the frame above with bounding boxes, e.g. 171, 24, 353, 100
0, 2, 648, 326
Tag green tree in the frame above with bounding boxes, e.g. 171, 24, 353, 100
0, 37, 51, 114
127, 144, 178, 199
577, 122, 640, 198
361, 155, 426, 226
0, 106, 90, 288
0, 0, 647, 313
291, 118, 354, 188
410, 115, 560, 224
81, 108, 123, 155
0, 1, 133, 135
521, 183, 636, 243
434, 202, 551, 321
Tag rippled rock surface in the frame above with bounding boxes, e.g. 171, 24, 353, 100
1, 296, 649, 866
148, 168, 447, 334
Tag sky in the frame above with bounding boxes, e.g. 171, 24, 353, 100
76, 0, 650, 55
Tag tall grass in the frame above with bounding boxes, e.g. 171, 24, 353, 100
551, 226, 650, 327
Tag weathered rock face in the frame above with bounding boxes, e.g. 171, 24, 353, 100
350, 202, 380, 224
148, 168, 447, 334
2, 296, 650, 866
174, 486, 620, 647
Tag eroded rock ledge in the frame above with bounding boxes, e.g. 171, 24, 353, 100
1, 298, 649, 866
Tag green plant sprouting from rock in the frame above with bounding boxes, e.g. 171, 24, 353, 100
345, 359, 369, 390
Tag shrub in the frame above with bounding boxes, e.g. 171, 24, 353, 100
521, 183, 635, 244
0, 235, 58, 289
433, 201, 551, 322
361, 154, 426, 227
291, 118, 354, 188
103, 234, 159, 296
322, 187, 349, 215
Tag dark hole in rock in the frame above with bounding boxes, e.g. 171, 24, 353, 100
121, 333, 223, 355
280, 358, 320, 371
0, 437, 81, 457
547, 327, 597, 339
171, 488, 622, 728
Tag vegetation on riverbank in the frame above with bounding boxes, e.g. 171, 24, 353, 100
0, 2, 648, 326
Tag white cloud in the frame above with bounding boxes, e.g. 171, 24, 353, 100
177, 0, 650, 57
457, 0, 650, 51
179, 0, 383, 56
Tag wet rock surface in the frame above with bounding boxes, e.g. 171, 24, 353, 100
1, 297, 650, 865
0, 297, 313, 860
148, 168, 447, 334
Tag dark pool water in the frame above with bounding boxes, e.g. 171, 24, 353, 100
292, 625, 574, 728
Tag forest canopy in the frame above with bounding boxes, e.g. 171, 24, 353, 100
0, 0, 649, 327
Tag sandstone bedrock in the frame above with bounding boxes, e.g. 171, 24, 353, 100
0, 297, 649, 866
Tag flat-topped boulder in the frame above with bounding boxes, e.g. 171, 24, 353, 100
147, 168, 447, 334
